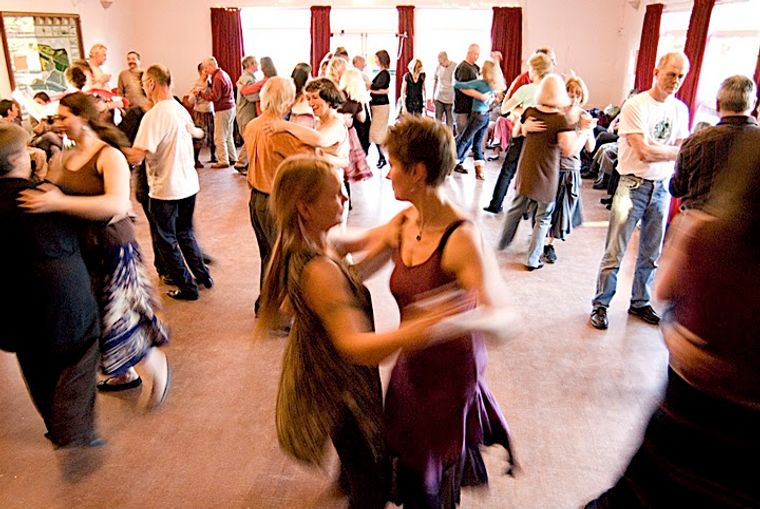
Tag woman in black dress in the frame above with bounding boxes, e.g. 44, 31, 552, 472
369, 50, 391, 169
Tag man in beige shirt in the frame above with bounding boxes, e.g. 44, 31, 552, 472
244, 76, 312, 314
117, 51, 148, 109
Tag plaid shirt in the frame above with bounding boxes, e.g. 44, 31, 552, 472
672, 115, 759, 210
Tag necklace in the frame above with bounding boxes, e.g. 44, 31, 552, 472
416, 214, 423, 241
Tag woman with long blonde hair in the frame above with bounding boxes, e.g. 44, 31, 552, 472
339, 68, 373, 185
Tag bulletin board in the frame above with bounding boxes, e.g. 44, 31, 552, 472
0, 11, 84, 95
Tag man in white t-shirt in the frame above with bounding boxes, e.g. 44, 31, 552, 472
126, 64, 212, 301
590, 52, 690, 330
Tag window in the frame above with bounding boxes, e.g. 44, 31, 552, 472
331, 8, 399, 104
657, 1, 760, 127
415, 8, 493, 97
240, 8, 311, 79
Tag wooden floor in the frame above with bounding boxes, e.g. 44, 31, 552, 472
0, 151, 668, 508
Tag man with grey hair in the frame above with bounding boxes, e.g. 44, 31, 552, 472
197, 56, 237, 168
127, 64, 212, 301
671, 75, 758, 210
590, 52, 690, 330
87, 43, 111, 88
235, 55, 259, 175
242, 77, 312, 315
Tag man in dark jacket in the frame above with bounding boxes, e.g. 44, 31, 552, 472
0, 124, 102, 449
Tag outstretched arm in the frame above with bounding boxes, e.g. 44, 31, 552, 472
438, 223, 519, 341
303, 257, 472, 365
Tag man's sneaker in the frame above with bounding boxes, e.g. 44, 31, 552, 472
542, 245, 557, 264
628, 305, 661, 325
590, 306, 608, 330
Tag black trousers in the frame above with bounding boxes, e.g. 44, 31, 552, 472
486, 136, 524, 212
332, 409, 389, 509
17, 339, 99, 447
133, 165, 167, 276
149, 194, 209, 294
248, 188, 276, 313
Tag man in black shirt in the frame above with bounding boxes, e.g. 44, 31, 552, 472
453, 43, 480, 136
0, 124, 102, 449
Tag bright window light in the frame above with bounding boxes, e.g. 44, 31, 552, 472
416, 8, 493, 98
240, 7, 311, 79
657, 1, 760, 128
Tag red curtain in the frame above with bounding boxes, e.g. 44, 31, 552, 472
210, 7, 244, 84
310, 6, 331, 77
396, 6, 415, 100
677, 0, 716, 116
753, 47, 760, 119
634, 3, 663, 92
490, 7, 522, 85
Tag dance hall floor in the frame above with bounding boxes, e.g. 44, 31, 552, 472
0, 153, 667, 508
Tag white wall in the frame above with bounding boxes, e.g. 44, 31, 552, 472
523, 0, 645, 106
0, 0, 137, 96
1, 0, 649, 108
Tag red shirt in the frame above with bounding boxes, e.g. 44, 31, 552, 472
200, 68, 234, 112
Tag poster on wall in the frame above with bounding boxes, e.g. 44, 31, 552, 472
0, 12, 84, 97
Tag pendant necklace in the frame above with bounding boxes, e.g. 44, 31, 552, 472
416, 214, 423, 241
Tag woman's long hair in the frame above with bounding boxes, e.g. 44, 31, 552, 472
482, 60, 506, 93
291, 62, 312, 98
255, 156, 338, 335
60, 92, 128, 148
339, 68, 369, 104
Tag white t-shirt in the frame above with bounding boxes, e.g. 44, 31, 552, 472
133, 99, 200, 200
618, 91, 689, 181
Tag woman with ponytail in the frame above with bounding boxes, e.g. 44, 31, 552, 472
19, 91, 171, 409
256, 155, 470, 508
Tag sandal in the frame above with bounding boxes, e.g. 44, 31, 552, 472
97, 375, 142, 392
148, 353, 172, 410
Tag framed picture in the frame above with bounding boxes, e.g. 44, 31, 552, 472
0, 11, 84, 96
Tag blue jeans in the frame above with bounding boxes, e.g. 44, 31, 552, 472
486, 136, 524, 211
593, 175, 670, 309
455, 112, 489, 163
498, 193, 555, 267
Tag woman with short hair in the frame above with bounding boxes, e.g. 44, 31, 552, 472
337, 115, 518, 508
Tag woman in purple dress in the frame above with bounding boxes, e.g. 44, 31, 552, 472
342, 116, 518, 508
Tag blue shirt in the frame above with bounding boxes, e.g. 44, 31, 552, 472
453, 79, 492, 113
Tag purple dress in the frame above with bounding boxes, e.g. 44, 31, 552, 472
386, 220, 516, 508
